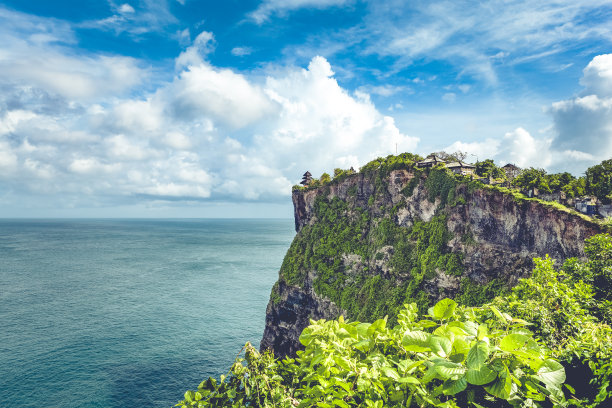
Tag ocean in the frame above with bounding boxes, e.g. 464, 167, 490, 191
0, 219, 295, 408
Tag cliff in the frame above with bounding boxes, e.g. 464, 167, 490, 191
261, 162, 603, 358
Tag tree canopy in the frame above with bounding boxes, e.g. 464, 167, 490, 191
585, 159, 612, 203
475, 159, 505, 179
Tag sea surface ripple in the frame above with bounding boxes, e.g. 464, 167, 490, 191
0, 219, 294, 408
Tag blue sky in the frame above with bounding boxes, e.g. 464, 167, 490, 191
1, 0, 612, 217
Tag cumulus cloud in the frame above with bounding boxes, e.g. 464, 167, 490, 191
443, 128, 553, 170
166, 62, 275, 127
550, 53, 612, 166
0, 8, 147, 102
118, 4, 136, 14
175, 31, 215, 68
499, 128, 552, 169
0, 10, 416, 211
580, 54, 612, 97
443, 138, 501, 163
443, 54, 612, 174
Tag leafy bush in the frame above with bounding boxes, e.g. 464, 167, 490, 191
495, 235, 612, 406
360, 153, 422, 175
177, 299, 567, 408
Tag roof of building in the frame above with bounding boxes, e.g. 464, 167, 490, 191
416, 155, 446, 166
502, 163, 519, 170
446, 161, 476, 169
302, 171, 312, 177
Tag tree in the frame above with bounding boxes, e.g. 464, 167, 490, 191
319, 172, 331, 184
548, 172, 575, 193
433, 150, 468, 162
512, 167, 552, 193
585, 159, 612, 203
562, 177, 585, 198
475, 159, 505, 179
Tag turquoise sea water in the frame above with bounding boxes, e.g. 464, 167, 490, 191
0, 219, 294, 408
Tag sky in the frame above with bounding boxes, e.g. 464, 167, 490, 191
0, 0, 612, 218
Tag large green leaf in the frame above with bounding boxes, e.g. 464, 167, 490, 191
430, 298, 457, 320
536, 359, 566, 389
466, 365, 497, 385
381, 367, 400, 381
334, 356, 352, 371
429, 335, 452, 357
398, 376, 421, 384
442, 376, 467, 395
500, 333, 541, 367
356, 323, 371, 337
500, 333, 539, 353
367, 318, 387, 337
477, 324, 488, 340
432, 358, 466, 379
462, 321, 479, 336
466, 341, 489, 369
402, 330, 431, 352
485, 368, 513, 400
353, 339, 371, 352
450, 337, 470, 362
299, 327, 314, 346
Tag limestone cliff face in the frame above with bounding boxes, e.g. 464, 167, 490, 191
261, 168, 603, 358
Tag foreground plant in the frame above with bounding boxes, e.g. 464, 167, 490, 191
176, 298, 566, 408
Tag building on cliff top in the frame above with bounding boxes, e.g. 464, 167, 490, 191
446, 161, 476, 176
416, 155, 446, 168
502, 163, 521, 181
300, 171, 312, 186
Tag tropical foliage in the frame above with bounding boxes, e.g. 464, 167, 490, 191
177, 298, 567, 408
177, 234, 612, 408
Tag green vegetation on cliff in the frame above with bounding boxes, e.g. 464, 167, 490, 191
278, 166, 472, 324
178, 234, 612, 408
277, 164, 512, 326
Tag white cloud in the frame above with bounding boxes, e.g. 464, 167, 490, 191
249, 0, 352, 24
442, 93, 456, 103
0, 8, 147, 103
254, 56, 418, 179
580, 54, 612, 97
118, 4, 135, 14
0, 141, 18, 171
166, 63, 275, 128
0, 11, 416, 210
69, 158, 113, 175
443, 138, 501, 162
231, 46, 253, 57
550, 54, 612, 164
163, 131, 192, 150
79, 0, 177, 36
175, 31, 215, 68
499, 127, 552, 169
439, 54, 612, 174
105, 134, 152, 161
360, 0, 612, 84
358, 84, 410, 97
